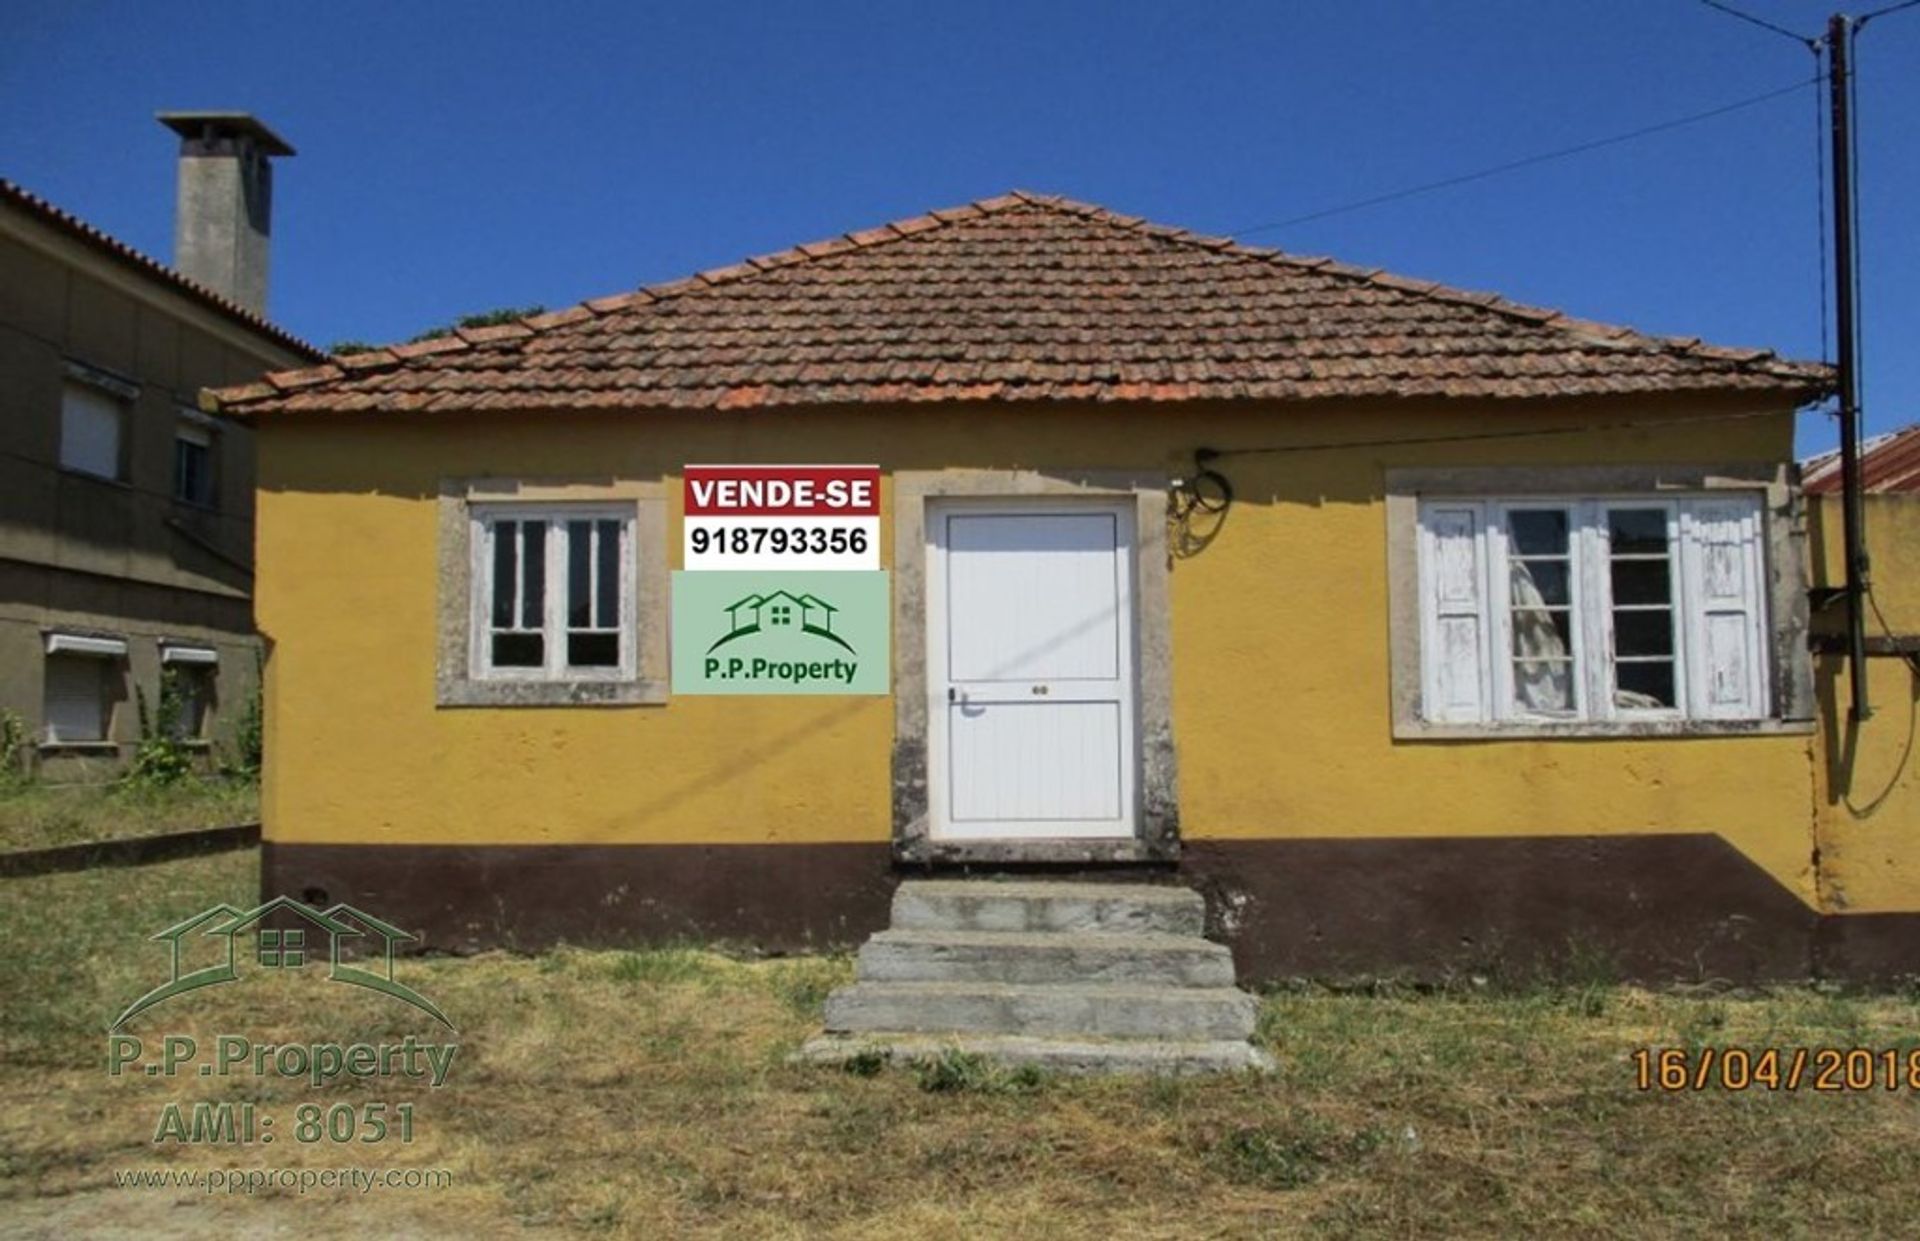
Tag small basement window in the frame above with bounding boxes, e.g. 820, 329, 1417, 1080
161, 645, 219, 739
42, 633, 128, 744
1415, 493, 1769, 726
471, 506, 634, 681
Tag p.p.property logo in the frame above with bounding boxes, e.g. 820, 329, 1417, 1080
110, 896, 453, 1031
671, 569, 890, 695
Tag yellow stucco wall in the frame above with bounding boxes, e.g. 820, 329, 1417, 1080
256, 396, 1836, 909
1810, 495, 1920, 913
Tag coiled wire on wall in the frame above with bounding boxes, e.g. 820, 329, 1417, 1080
1169, 449, 1232, 558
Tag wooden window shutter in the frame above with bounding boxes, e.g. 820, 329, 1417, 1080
1418, 503, 1493, 723
1679, 495, 1768, 720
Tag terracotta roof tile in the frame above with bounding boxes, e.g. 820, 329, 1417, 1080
387, 335, 468, 360
522, 306, 594, 330
585, 292, 642, 314
888, 214, 942, 237
208, 192, 1834, 416
1803, 422, 1920, 494
203, 381, 275, 410
264, 363, 344, 390
456, 322, 533, 345
335, 350, 397, 371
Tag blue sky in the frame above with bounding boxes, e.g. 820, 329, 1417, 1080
3, 1, 1914, 450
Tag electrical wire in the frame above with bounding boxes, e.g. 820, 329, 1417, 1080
0, 439, 250, 516
1695, 0, 1819, 47
1197, 406, 1807, 460
1868, 588, 1920, 678
1231, 78, 1817, 236
1858, 0, 1920, 28
1843, 584, 1920, 819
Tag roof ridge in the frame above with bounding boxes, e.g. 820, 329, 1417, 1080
211, 189, 1832, 407
1023, 191, 1807, 373
1, 177, 324, 362
266, 193, 1053, 391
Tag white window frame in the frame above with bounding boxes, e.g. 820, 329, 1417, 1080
1415, 492, 1770, 728
468, 504, 637, 683
173, 420, 217, 508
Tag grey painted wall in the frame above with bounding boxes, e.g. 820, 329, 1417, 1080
0, 208, 305, 775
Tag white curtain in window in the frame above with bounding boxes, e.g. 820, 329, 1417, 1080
1509, 561, 1572, 711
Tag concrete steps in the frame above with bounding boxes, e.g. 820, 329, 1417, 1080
892, 879, 1206, 936
796, 1033, 1274, 1076
825, 980, 1258, 1040
800, 879, 1274, 1076
858, 928, 1236, 988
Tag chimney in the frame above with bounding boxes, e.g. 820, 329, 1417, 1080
155, 112, 295, 315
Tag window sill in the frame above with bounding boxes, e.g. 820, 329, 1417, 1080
56, 467, 132, 490
1394, 717, 1817, 741
436, 677, 669, 708
36, 740, 121, 755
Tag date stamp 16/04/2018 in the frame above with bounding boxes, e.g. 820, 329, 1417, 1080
1633, 1046, 1920, 1093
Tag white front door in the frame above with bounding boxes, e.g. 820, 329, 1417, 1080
926, 501, 1138, 840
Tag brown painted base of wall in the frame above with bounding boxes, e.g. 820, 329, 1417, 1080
263, 840, 898, 955
1181, 836, 1825, 983
263, 835, 1920, 983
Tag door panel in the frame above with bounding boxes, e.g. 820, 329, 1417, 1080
927, 502, 1137, 841
946, 513, 1121, 682
949, 700, 1123, 823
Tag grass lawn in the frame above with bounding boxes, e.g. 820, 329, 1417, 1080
0, 778, 258, 852
3, 851, 1919, 1238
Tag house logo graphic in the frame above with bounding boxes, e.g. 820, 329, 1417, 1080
110, 897, 454, 1031
707, 588, 855, 656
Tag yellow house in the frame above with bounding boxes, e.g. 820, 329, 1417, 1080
208, 193, 1918, 983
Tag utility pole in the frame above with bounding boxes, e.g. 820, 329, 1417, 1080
1826, 12, 1872, 721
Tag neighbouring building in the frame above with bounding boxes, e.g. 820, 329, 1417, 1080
0, 114, 321, 779
209, 192, 1920, 983
1803, 421, 1920, 494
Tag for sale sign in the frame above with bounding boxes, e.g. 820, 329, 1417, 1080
670, 570, 889, 695
683, 465, 880, 571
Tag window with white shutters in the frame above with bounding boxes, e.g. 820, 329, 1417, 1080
1415, 493, 1768, 726
470, 505, 635, 681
